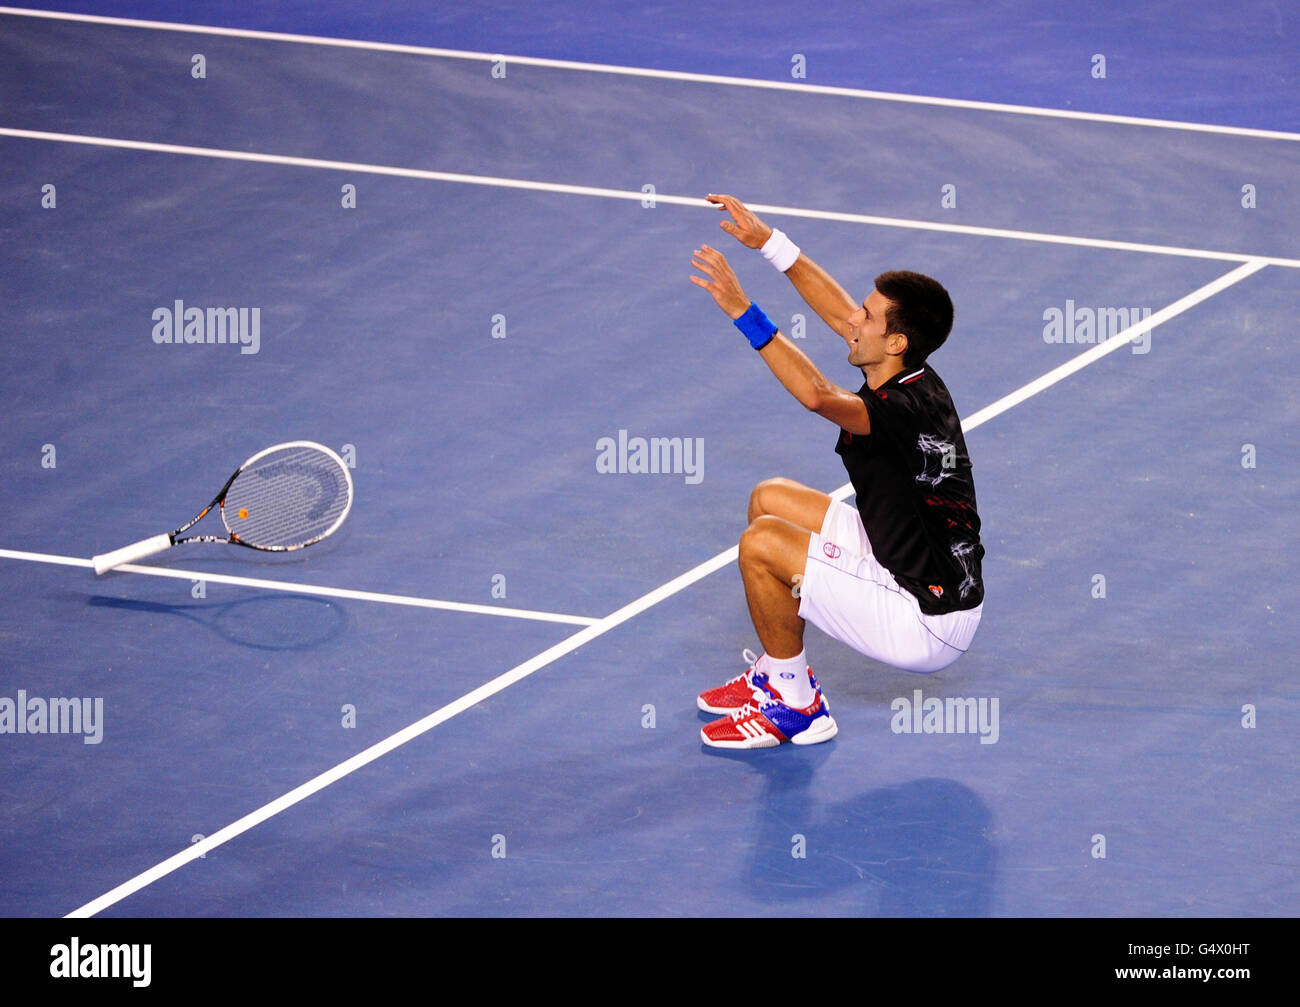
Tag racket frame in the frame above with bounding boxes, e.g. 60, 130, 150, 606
183, 440, 354, 552
92, 440, 354, 573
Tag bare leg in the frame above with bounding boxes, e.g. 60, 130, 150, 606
738, 514, 812, 660
748, 477, 833, 532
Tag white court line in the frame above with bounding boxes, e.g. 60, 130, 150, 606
65, 258, 1269, 918
835, 258, 1271, 499
0, 548, 599, 626
1, 5, 1297, 143
3, 127, 1298, 270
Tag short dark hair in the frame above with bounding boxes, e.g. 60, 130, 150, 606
873, 270, 954, 367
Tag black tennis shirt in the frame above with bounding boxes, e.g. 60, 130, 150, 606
834, 364, 984, 615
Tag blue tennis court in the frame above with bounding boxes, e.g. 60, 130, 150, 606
1, 2, 1296, 919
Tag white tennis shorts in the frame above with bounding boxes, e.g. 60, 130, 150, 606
797, 500, 982, 673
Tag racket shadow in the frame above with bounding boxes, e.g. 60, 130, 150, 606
85, 592, 349, 651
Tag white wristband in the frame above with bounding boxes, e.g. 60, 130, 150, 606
760, 228, 800, 272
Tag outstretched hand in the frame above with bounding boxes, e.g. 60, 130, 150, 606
690, 245, 751, 320
706, 193, 773, 249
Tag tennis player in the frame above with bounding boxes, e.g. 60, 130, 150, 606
689, 193, 984, 748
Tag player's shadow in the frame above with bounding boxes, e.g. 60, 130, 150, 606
84, 592, 348, 651
703, 745, 995, 915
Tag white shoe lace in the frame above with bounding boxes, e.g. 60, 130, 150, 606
724, 648, 761, 687
730, 684, 774, 721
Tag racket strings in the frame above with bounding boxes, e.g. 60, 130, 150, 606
223, 446, 351, 549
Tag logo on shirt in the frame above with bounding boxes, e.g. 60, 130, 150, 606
951, 540, 979, 599
823, 542, 842, 560
928, 584, 944, 598
916, 434, 958, 487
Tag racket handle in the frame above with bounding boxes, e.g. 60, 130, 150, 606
92, 534, 174, 575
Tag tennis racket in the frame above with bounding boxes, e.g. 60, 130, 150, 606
92, 441, 354, 575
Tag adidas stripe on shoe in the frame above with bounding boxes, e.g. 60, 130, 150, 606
700, 689, 838, 749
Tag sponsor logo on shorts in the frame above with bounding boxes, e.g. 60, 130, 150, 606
822, 542, 841, 559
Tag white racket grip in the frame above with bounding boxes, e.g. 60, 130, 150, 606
92, 533, 174, 575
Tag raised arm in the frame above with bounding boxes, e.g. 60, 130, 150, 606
782, 254, 858, 341
752, 329, 873, 434
690, 243, 871, 436
707, 193, 858, 340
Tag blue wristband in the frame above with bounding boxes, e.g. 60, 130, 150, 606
733, 303, 778, 350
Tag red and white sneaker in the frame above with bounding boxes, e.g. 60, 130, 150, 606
700, 687, 838, 749
697, 649, 765, 714
697, 649, 828, 715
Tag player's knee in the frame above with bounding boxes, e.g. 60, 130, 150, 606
748, 477, 799, 524
739, 514, 782, 567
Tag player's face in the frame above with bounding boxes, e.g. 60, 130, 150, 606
846, 289, 903, 369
